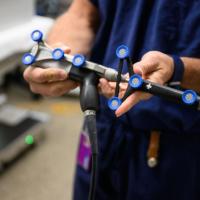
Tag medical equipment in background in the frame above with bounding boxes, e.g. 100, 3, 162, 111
23, 30, 200, 200
0, 0, 53, 171
36, 0, 72, 18
0, 100, 50, 172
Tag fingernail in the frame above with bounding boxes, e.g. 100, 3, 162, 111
115, 111, 120, 117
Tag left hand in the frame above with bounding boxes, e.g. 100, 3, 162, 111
99, 51, 174, 117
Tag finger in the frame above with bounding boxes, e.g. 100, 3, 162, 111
108, 83, 128, 98
146, 73, 165, 85
99, 78, 115, 98
115, 92, 142, 117
109, 82, 128, 90
98, 84, 102, 94
107, 82, 116, 89
29, 80, 78, 97
124, 73, 129, 79
133, 59, 158, 78
23, 67, 68, 83
50, 43, 71, 54
108, 82, 128, 99
118, 89, 126, 99
115, 92, 151, 117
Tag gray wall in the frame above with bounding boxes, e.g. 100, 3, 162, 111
0, 0, 34, 31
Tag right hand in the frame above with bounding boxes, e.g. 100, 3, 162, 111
23, 44, 78, 97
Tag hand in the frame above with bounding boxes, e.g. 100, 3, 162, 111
98, 77, 128, 99
98, 51, 174, 116
115, 51, 174, 117
24, 0, 98, 97
23, 44, 78, 97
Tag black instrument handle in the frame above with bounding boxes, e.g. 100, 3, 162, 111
128, 80, 200, 109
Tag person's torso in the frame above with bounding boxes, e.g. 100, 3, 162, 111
90, 0, 200, 133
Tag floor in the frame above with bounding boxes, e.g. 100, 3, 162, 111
0, 86, 82, 200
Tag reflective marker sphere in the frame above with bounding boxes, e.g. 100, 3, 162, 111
72, 54, 85, 67
25, 135, 34, 145
108, 97, 122, 110
52, 48, 65, 60
129, 74, 143, 88
22, 53, 35, 65
182, 90, 197, 105
116, 45, 129, 59
31, 30, 43, 42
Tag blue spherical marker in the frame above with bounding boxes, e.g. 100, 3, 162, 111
31, 30, 43, 42
72, 54, 85, 68
116, 45, 129, 59
22, 53, 35, 65
182, 90, 197, 105
129, 74, 143, 88
108, 97, 122, 111
52, 48, 65, 60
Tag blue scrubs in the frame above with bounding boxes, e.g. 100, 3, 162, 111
73, 0, 200, 199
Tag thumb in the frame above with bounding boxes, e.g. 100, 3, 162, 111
133, 59, 158, 77
49, 42, 71, 54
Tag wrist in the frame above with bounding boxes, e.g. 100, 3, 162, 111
168, 55, 185, 85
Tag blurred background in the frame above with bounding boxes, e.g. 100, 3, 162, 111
0, 0, 83, 199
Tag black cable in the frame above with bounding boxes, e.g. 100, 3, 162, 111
85, 112, 98, 200
89, 153, 98, 200
79, 72, 99, 200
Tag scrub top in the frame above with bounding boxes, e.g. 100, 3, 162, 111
74, 1, 200, 199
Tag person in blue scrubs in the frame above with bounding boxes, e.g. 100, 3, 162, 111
24, 0, 200, 199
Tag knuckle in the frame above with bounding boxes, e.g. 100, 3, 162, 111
146, 50, 159, 56
142, 51, 160, 61
34, 72, 44, 82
